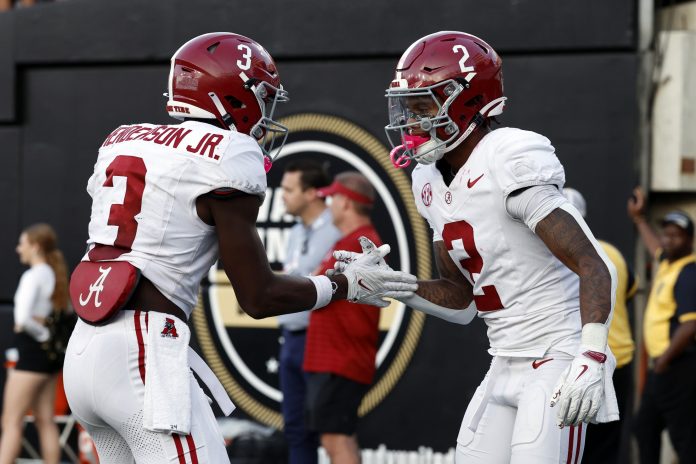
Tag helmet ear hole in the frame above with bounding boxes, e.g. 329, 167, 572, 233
464, 95, 483, 107
225, 96, 245, 109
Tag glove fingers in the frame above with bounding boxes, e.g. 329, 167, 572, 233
333, 261, 348, 273
575, 397, 591, 425
586, 390, 602, 422
555, 393, 571, 427
566, 394, 581, 426
549, 372, 568, 408
333, 250, 359, 262
359, 236, 378, 253
375, 244, 391, 259
383, 281, 418, 292
385, 290, 416, 299
374, 270, 418, 283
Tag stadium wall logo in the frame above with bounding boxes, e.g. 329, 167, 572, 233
191, 113, 432, 428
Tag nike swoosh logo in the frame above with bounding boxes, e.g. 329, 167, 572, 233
532, 358, 553, 369
575, 364, 589, 381
467, 173, 484, 188
358, 279, 372, 291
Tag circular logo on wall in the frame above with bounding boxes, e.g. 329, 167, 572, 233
191, 113, 432, 428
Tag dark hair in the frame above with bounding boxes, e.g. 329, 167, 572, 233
284, 159, 331, 191
23, 223, 69, 311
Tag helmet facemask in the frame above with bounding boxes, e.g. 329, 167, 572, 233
247, 80, 289, 161
209, 78, 289, 162
385, 80, 467, 167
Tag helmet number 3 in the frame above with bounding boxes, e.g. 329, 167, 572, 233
452, 45, 477, 82
237, 44, 252, 70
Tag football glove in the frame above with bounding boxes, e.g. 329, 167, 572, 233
331, 236, 418, 308
550, 323, 609, 427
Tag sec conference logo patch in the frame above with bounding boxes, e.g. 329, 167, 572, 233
421, 183, 432, 207
191, 114, 432, 429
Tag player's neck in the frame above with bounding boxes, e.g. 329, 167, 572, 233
437, 126, 490, 185
444, 126, 490, 174
300, 202, 327, 227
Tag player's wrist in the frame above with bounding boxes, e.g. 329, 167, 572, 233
307, 275, 333, 310
580, 323, 609, 359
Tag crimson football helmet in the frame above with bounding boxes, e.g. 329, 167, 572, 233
385, 31, 506, 167
166, 32, 289, 160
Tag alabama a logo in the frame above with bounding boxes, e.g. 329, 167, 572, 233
78, 265, 112, 308
161, 318, 179, 338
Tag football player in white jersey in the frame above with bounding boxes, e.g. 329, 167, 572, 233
336, 31, 619, 463
62, 32, 416, 464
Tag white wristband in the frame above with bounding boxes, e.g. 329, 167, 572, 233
581, 323, 609, 352
307, 275, 333, 310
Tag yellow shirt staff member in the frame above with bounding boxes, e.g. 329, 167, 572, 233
643, 250, 696, 360
598, 241, 638, 368
628, 187, 696, 464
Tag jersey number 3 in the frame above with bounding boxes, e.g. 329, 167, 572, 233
89, 155, 147, 260
442, 220, 504, 311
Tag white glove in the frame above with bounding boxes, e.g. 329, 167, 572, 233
331, 236, 418, 308
550, 323, 609, 427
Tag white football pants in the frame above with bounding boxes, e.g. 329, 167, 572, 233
456, 353, 585, 464
63, 311, 229, 463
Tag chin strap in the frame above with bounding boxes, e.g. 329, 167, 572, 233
208, 92, 236, 131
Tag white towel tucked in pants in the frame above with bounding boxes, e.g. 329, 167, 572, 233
143, 312, 191, 434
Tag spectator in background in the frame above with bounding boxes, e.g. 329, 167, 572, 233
627, 187, 696, 463
563, 188, 638, 464
279, 159, 341, 464
0, 224, 69, 464
304, 172, 382, 464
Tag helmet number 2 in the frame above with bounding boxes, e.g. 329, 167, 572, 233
452, 45, 476, 82
237, 44, 252, 70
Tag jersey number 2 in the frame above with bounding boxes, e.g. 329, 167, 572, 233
442, 220, 504, 311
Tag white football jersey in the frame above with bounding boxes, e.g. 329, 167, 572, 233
83, 120, 266, 316
412, 128, 581, 357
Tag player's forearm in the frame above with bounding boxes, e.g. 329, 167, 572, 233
415, 279, 473, 309
400, 292, 476, 325
238, 273, 347, 319
577, 261, 614, 325
535, 206, 616, 325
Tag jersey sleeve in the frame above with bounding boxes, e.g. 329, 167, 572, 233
489, 129, 566, 199
212, 135, 267, 199
674, 263, 696, 323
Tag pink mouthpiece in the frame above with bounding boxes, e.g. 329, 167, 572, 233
389, 135, 429, 169
263, 156, 273, 173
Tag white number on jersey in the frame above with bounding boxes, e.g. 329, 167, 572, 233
442, 219, 503, 311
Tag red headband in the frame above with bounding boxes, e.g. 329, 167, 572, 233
317, 180, 374, 205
